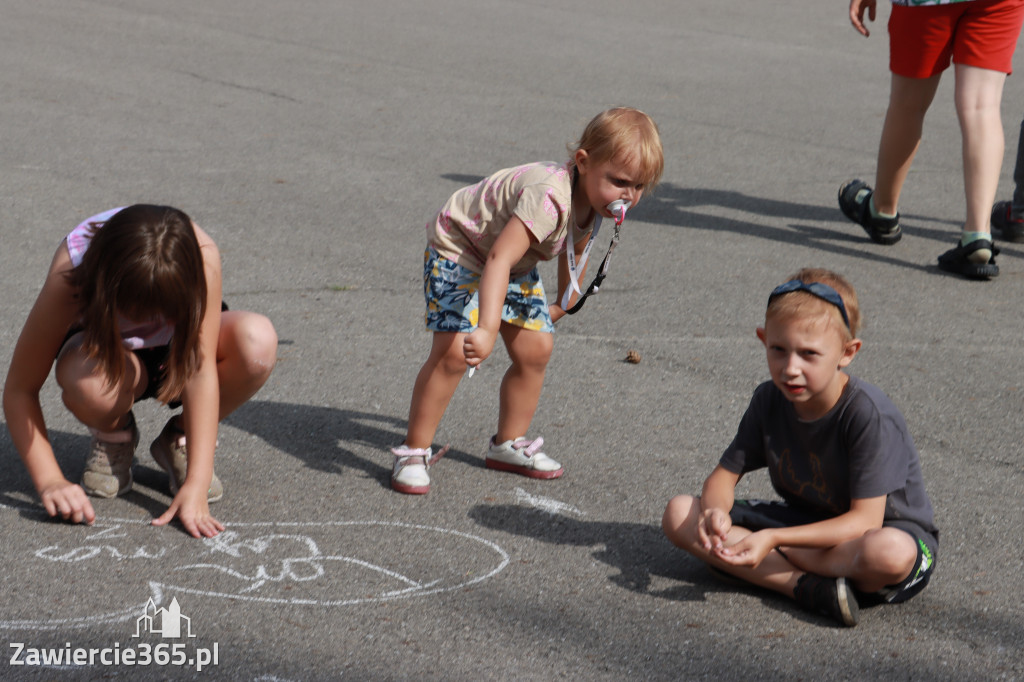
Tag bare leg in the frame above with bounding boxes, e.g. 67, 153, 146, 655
495, 324, 553, 443
955, 63, 1007, 235
158, 310, 277, 435
404, 332, 467, 449
873, 73, 942, 215
56, 333, 145, 431
661, 496, 919, 596
214, 310, 278, 419
1013, 118, 1024, 213
662, 495, 801, 596
781, 528, 919, 593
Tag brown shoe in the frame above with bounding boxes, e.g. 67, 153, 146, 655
149, 418, 223, 503
82, 412, 140, 498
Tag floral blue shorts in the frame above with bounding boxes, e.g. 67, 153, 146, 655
423, 247, 554, 333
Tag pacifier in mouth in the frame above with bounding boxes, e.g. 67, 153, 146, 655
606, 200, 630, 224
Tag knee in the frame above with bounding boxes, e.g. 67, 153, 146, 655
229, 314, 278, 382
857, 528, 918, 582
662, 495, 699, 547
507, 332, 553, 371
58, 374, 102, 422
435, 339, 470, 375
56, 357, 117, 425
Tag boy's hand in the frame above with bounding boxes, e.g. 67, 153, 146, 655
152, 482, 224, 538
463, 327, 497, 367
849, 0, 876, 37
40, 480, 96, 525
548, 303, 565, 324
714, 529, 776, 568
697, 507, 731, 552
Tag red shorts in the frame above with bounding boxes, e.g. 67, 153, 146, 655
889, 0, 1024, 78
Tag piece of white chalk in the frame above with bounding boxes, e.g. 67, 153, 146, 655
467, 366, 476, 378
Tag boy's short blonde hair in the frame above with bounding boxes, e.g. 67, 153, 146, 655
570, 107, 664, 193
766, 268, 861, 340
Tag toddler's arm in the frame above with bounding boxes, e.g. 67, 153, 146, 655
463, 216, 533, 365
3, 243, 94, 524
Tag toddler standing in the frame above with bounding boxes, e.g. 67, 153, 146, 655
392, 107, 664, 494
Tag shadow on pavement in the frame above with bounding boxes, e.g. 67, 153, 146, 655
470, 502, 735, 604
223, 400, 484, 491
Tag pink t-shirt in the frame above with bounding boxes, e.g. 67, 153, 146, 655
66, 208, 175, 350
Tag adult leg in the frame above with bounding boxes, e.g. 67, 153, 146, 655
954, 63, 1007, 234
404, 331, 467, 449
992, 117, 1024, 238
1013, 117, 1024, 214
495, 323, 553, 443
873, 73, 943, 215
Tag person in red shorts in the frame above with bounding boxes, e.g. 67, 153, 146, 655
838, 0, 1024, 279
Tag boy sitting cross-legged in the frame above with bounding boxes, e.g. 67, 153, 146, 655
662, 268, 937, 627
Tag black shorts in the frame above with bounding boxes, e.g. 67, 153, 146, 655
730, 499, 937, 604
133, 345, 174, 403
58, 333, 175, 406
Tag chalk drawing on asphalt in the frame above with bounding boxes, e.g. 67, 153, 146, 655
0, 500, 509, 631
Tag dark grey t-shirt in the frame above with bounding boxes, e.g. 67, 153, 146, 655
719, 376, 938, 536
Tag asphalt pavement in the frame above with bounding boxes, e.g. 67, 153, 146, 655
1, 1, 1022, 680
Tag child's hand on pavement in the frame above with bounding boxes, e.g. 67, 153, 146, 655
40, 479, 96, 525
152, 482, 224, 538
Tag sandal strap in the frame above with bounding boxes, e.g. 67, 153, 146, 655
427, 444, 450, 466
391, 444, 450, 468
391, 445, 429, 468
960, 238, 999, 259
855, 188, 874, 225
511, 437, 544, 457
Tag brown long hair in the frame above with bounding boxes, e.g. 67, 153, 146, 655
67, 205, 208, 402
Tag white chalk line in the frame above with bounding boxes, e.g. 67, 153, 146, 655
2, 487, 590, 629
0, 498, 510, 630
514, 488, 585, 516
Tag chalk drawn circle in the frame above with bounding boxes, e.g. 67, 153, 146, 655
0, 502, 509, 631
167, 519, 511, 606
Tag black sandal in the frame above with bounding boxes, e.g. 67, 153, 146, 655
838, 179, 901, 245
937, 238, 1000, 279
